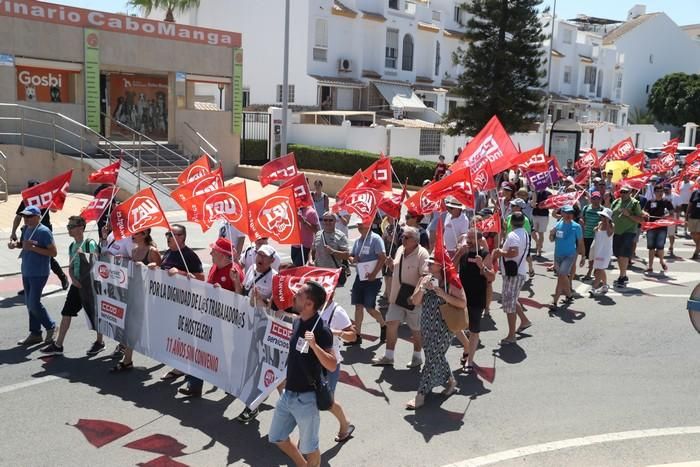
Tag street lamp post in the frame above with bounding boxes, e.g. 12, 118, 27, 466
541, 0, 557, 151
280, 0, 290, 158
218, 83, 224, 110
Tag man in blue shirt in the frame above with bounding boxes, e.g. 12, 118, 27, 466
548, 205, 584, 310
8, 206, 58, 345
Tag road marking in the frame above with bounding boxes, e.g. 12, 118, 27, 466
443, 426, 700, 467
0, 373, 67, 395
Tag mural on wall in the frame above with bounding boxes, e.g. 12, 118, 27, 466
109, 74, 168, 139
16, 66, 74, 103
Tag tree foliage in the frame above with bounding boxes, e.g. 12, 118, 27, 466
647, 73, 700, 127
445, 0, 547, 135
628, 107, 655, 125
127, 0, 200, 22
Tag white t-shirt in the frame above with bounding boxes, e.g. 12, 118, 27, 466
444, 213, 469, 251
320, 302, 352, 362
242, 265, 276, 300
103, 233, 133, 259
501, 228, 529, 277
678, 181, 693, 205
242, 245, 281, 272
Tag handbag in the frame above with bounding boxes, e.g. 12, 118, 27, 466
394, 255, 416, 310
300, 354, 334, 411
502, 233, 529, 277
325, 232, 350, 287
439, 302, 468, 333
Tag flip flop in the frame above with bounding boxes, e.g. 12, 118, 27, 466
110, 361, 133, 373
161, 369, 184, 381
334, 424, 355, 443
517, 323, 532, 333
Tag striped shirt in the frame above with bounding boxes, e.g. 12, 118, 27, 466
581, 204, 603, 238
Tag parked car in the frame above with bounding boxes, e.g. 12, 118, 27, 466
644, 145, 698, 166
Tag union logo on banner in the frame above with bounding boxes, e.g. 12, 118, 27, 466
110, 187, 170, 240
177, 154, 211, 185
272, 266, 340, 310
248, 187, 300, 244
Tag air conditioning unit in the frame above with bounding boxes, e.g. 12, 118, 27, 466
338, 58, 352, 72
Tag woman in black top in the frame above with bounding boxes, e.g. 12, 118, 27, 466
642, 186, 674, 273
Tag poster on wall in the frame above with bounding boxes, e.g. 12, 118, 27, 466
232, 48, 243, 135
550, 131, 580, 169
84, 29, 101, 133
16, 65, 75, 103
109, 73, 168, 139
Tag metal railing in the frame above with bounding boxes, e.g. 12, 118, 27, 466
0, 103, 171, 196
0, 148, 8, 201
182, 121, 219, 167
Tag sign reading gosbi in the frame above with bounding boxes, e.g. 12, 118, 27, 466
16, 66, 73, 103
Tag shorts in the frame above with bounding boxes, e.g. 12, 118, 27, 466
327, 365, 340, 393
501, 274, 525, 314
646, 228, 668, 250
554, 255, 576, 276
583, 237, 594, 259
689, 218, 700, 233
667, 224, 677, 237
351, 278, 382, 309
268, 390, 320, 454
467, 306, 483, 333
613, 232, 636, 258
386, 303, 421, 331
61, 285, 83, 317
532, 215, 549, 233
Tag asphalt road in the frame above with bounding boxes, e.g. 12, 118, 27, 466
0, 236, 698, 467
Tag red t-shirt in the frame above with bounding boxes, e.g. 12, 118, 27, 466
207, 262, 243, 291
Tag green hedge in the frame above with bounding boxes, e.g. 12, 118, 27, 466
275, 144, 436, 187
240, 139, 269, 165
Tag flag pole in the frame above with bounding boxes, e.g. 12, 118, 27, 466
25, 199, 54, 242
170, 231, 192, 278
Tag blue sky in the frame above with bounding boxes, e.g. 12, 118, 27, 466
46, 0, 700, 27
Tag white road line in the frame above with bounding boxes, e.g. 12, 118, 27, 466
443, 426, 700, 467
0, 373, 67, 395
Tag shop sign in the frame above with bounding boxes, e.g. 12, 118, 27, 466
16, 65, 73, 103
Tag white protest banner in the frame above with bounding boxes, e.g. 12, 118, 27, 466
92, 258, 292, 409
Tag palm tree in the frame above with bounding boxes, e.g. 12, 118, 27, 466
127, 0, 201, 23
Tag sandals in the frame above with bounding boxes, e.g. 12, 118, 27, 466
517, 322, 532, 333
644, 268, 653, 274
528, 270, 535, 278
161, 369, 184, 380
459, 351, 469, 366
110, 361, 133, 373
334, 424, 356, 443
406, 394, 425, 410
463, 365, 475, 375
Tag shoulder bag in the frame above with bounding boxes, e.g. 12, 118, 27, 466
438, 287, 468, 333
299, 326, 334, 411
502, 233, 529, 277
394, 254, 416, 310
326, 233, 350, 287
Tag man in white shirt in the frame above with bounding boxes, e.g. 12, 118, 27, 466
443, 197, 469, 257
676, 174, 694, 237
241, 237, 281, 272
491, 212, 531, 345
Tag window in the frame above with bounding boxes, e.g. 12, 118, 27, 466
419, 129, 442, 156
568, 110, 575, 119
453, 6, 462, 25
596, 69, 603, 97
242, 89, 250, 108
388, 0, 398, 10
583, 66, 596, 92
432, 10, 441, 22
563, 66, 572, 84
563, 29, 573, 44
313, 18, 328, 62
649, 54, 653, 64
385, 29, 399, 69
448, 100, 457, 113
615, 73, 622, 99
555, 108, 562, 120
276, 84, 295, 103
435, 41, 441, 76
609, 109, 619, 124
402, 34, 414, 71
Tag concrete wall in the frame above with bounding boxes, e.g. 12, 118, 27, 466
289, 123, 388, 154
175, 109, 240, 178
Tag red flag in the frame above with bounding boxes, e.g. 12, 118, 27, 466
472, 161, 496, 192
248, 187, 301, 244
181, 182, 248, 233
574, 166, 592, 186
177, 154, 211, 185
661, 138, 679, 155
649, 152, 676, 173
272, 266, 340, 310
684, 161, 700, 179
685, 148, 700, 166
575, 149, 598, 171
537, 191, 583, 209
88, 160, 120, 185
378, 184, 407, 219
279, 173, 313, 209
361, 154, 393, 191
615, 172, 653, 194
626, 151, 646, 170
475, 212, 501, 234
404, 185, 443, 215
333, 187, 382, 224
453, 115, 519, 174
259, 153, 298, 186
421, 167, 475, 209
171, 167, 223, 205
641, 217, 684, 231
513, 146, 549, 173
81, 187, 119, 223
434, 217, 462, 289
601, 137, 635, 166
110, 187, 171, 240
336, 170, 368, 200
21, 170, 73, 210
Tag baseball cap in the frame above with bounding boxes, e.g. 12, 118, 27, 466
510, 198, 527, 208
598, 208, 613, 220
501, 182, 514, 191
210, 238, 234, 257
20, 205, 41, 216
591, 191, 601, 199
561, 205, 575, 213
257, 244, 276, 257
620, 185, 631, 193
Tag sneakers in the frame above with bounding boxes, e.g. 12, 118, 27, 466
379, 326, 387, 343
371, 356, 394, 367
613, 276, 628, 288
17, 334, 43, 346
40, 342, 64, 356
406, 356, 423, 369
86, 341, 106, 356
111, 344, 125, 359
235, 407, 259, 423
598, 284, 609, 295
178, 386, 202, 398
44, 327, 56, 344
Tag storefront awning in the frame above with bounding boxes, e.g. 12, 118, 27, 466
373, 82, 427, 112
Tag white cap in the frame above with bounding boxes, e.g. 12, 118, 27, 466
257, 244, 276, 257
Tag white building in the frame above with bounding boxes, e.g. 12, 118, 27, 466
681, 24, 700, 42
158, 0, 472, 119
601, 5, 700, 113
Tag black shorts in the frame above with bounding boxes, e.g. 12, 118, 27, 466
61, 285, 82, 317
467, 306, 483, 334
612, 232, 636, 258
584, 237, 594, 259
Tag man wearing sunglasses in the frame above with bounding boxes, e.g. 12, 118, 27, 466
309, 212, 349, 269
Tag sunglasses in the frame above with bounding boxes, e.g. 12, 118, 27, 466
165, 232, 184, 238
322, 218, 335, 222
66, 224, 81, 229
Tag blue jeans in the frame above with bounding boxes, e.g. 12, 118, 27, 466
185, 374, 203, 391
23, 275, 54, 335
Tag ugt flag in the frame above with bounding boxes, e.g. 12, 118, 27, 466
110, 187, 171, 240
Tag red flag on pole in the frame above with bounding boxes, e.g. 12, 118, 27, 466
649, 152, 676, 173
336, 170, 368, 200
378, 183, 408, 219
333, 187, 382, 224
248, 187, 301, 244
513, 146, 549, 173
641, 217, 684, 231
181, 182, 249, 233
472, 161, 496, 192
537, 190, 584, 209
362, 154, 393, 191
272, 266, 340, 310
475, 212, 501, 234
420, 167, 475, 209
110, 187, 171, 240
626, 151, 646, 170
404, 185, 444, 215
434, 217, 462, 289
574, 166, 592, 186
452, 115, 519, 174
21, 170, 73, 210
81, 187, 119, 223
259, 153, 298, 186
685, 148, 700, 167
177, 154, 211, 185
171, 167, 224, 205
614, 172, 653, 194
661, 138, 679, 155
601, 137, 635, 166
88, 160, 120, 185
575, 148, 598, 171
279, 173, 314, 209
